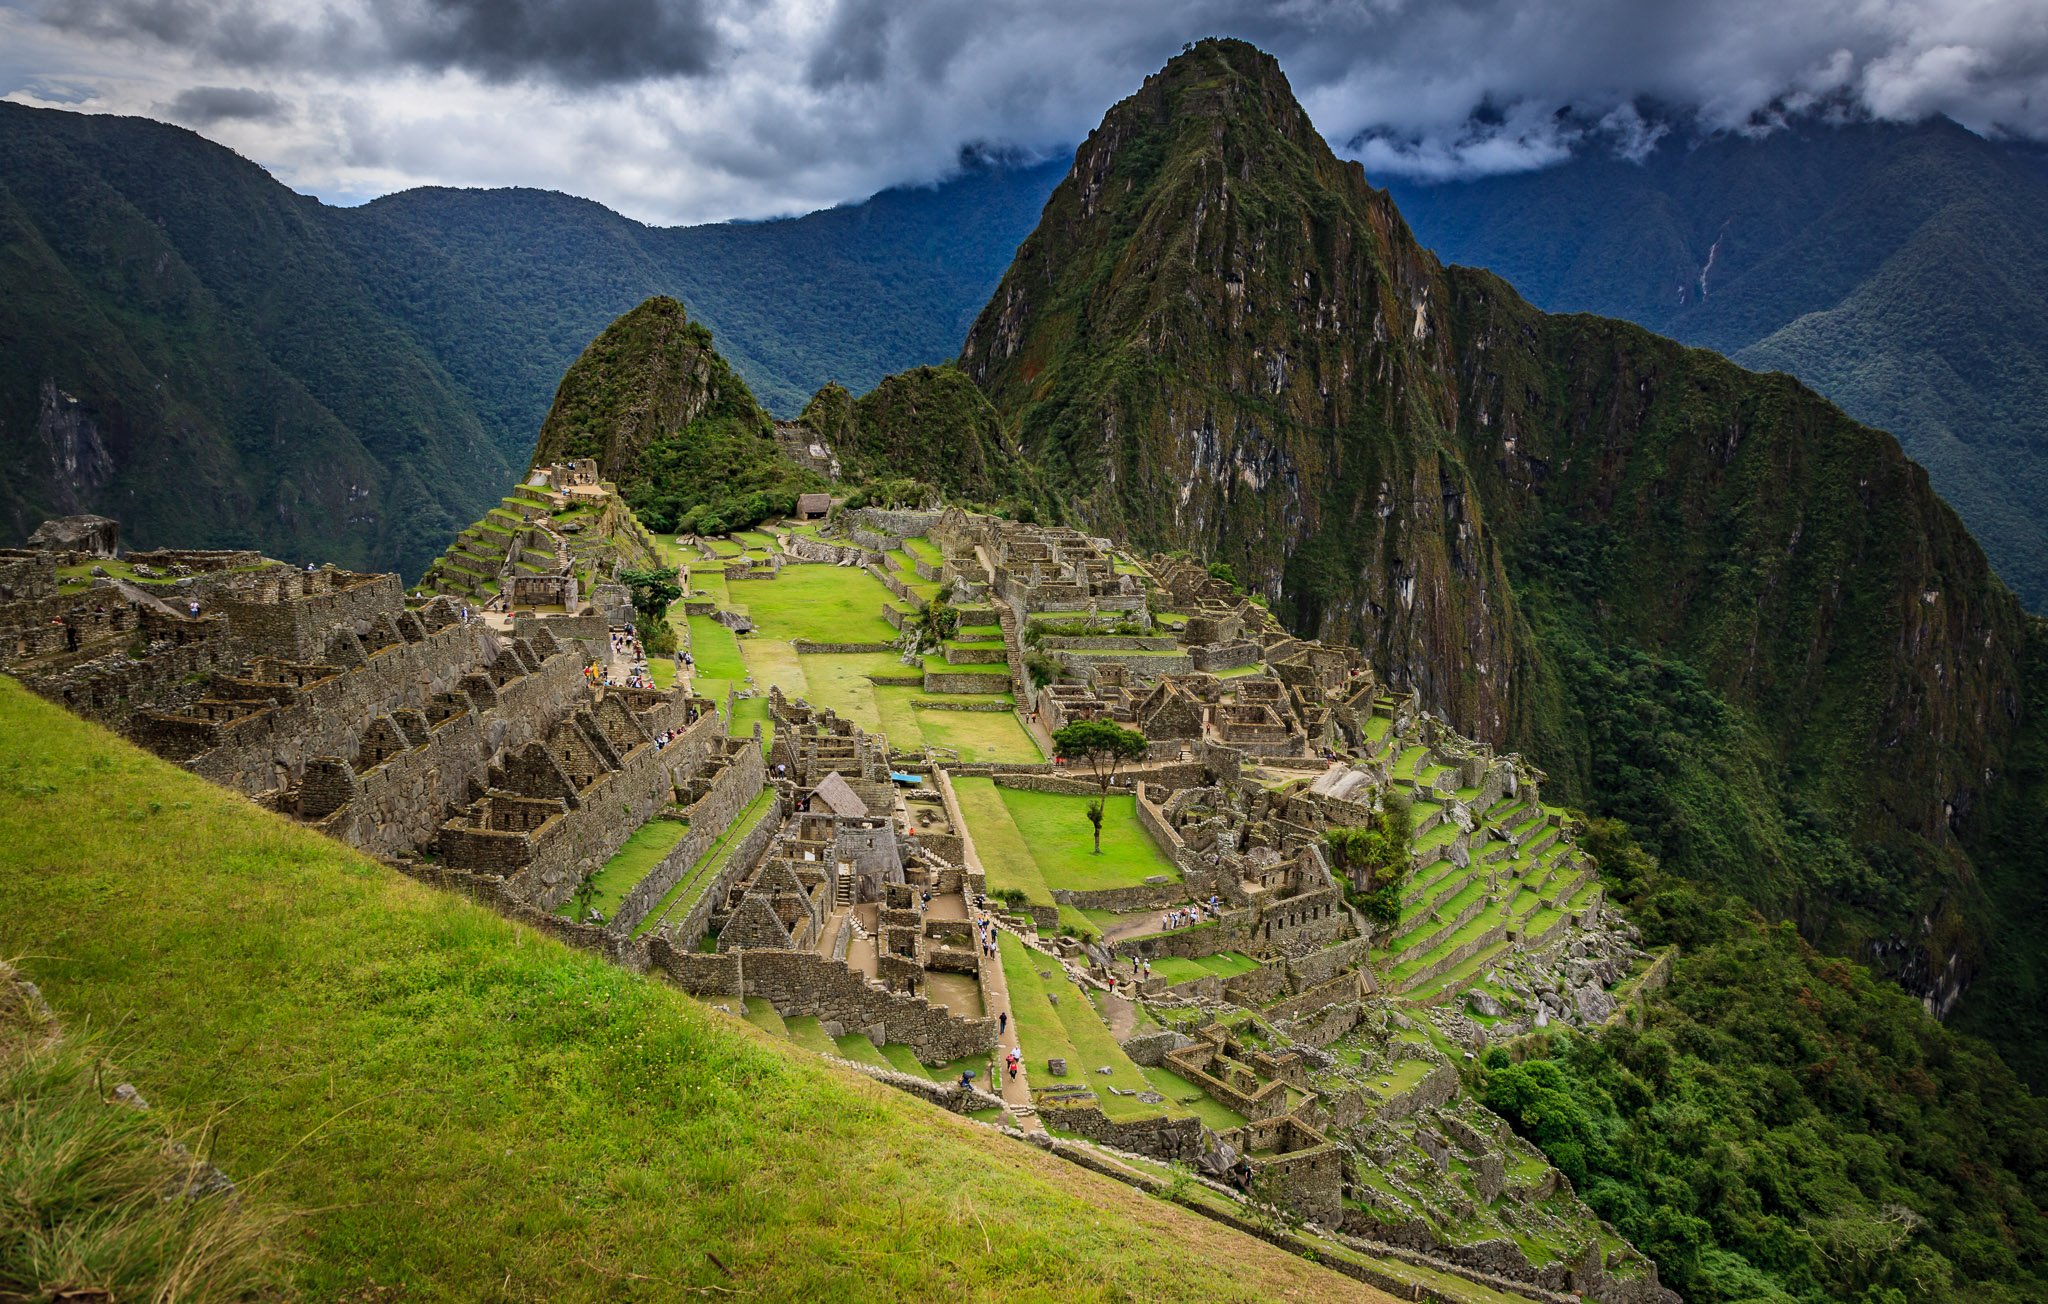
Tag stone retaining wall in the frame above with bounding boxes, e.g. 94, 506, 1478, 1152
867, 564, 922, 606
792, 641, 898, 654
1262, 969, 1367, 1021
1393, 921, 1509, 997
647, 940, 742, 996
610, 744, 767, 935
923, 669, 1012, 694
851, 527, 903, 553
1051, 883, 1190, 911
1191, 642, 1263, 673
1376, 1061, 1463, 1123
663, 800, 786, 952
1055, 649, 1194, 675
1030, 1101, 1204, 1162
740, 948, 997, 1064
853, 507, 943, 538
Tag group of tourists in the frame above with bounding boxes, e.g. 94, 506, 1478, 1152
652, 728, 685, 751
973, 914, 1000, 959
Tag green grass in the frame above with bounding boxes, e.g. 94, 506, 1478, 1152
0, 1004, 280, 1301
911, 707, 1043, 764
1146, 953, 1260, 985
632, 789, 776, 939
743, 996, 789, 1038
740, 567, 899, 643
996, 934, 1165, 1121
831, 1033, 897, 1071
687, 615, 748, 679
952, 778, 1053, 906
557, 814, 689, 921
901, 537, 942, 565
995, 789, 1178, 893
0, 678, 1366, 1303
784, 1015, 839, 1055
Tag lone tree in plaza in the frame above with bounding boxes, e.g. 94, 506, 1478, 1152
618, 566, 683, 655
1051, 719, 1149, 853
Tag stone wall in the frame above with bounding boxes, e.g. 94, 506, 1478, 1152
1190, 642, 1263, 674
647, 939, 742, 996
791, 641, 898, 654
1262, 969, 1368, 1021
922, 669, 1011, 694
740, 949, 997, 1064
214, 573, 407, 661
853, 507, 943, 538
611, 741, 766, 935
664, 801, 787, 953
1030, 1100, 1205, 1163
1055, 649, 1194, 675
1376, 1061, 1462, 1122
851, 527, 903, 554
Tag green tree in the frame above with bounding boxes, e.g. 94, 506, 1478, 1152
1050, 719, 1149, 853
617, 567, 682, 623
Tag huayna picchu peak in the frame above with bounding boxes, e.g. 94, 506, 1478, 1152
957, 36, 2048, 1070
4, 31, 2048, 1304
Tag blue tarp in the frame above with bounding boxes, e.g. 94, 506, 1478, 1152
889, 772, 921, 784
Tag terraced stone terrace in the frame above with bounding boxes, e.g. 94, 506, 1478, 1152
6, 485, 1677, 1304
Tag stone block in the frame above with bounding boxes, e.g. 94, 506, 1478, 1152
1047, 1057, 1068, 1076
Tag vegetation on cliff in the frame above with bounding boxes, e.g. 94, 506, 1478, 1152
1488, 822, 2048, 1304
1385, 115, 2048, 612
0, 103, 509, 578
527, 296, 823, 535
799, 366, 1050, 517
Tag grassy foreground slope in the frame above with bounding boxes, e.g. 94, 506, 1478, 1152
0, 678, 1380, 1304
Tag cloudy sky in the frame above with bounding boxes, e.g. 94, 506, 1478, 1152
3, 0, 2045, 225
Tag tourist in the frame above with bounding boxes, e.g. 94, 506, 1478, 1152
999, 1011, 1008, 1035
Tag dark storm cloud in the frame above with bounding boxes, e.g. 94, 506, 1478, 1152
42, 0, 718, 85
14, 0, 2048, 222
166, 82, 288, 122
382, 0, 718, 85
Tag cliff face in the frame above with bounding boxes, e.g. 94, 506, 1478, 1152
961, 43, 1520, 738
957, 39, 2044, 1042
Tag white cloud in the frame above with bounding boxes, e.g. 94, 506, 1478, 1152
3, 0, 2046, 222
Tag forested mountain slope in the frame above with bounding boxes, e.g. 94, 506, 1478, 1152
0, 102, 1059, 572
1383, 117, 2048, 612
951, 37, 2048, 1078
0, 103, 510, 578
